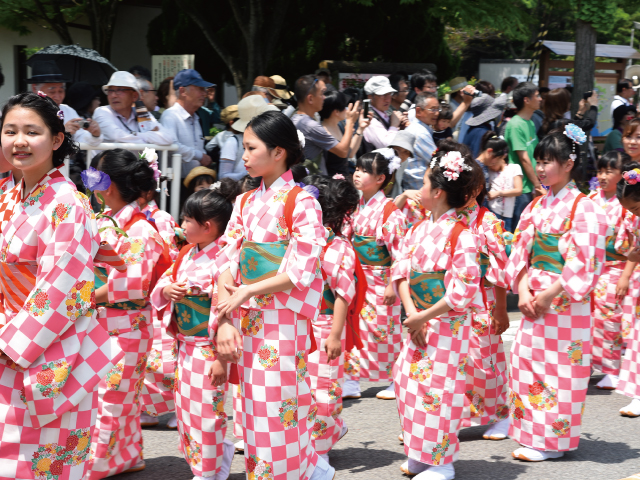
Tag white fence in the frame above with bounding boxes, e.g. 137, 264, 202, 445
78, 143, 182, 220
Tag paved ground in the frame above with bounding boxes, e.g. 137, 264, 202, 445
113, 314, 640, 479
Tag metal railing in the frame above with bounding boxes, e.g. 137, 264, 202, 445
78, 143, 182, 220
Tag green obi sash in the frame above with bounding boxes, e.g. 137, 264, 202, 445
410, 269, 446, 312
530, 231, 564, 275
94, 267, 147, 310
320, 283, 336, 315
174, 295, 211, 337
240, 240, 288, 285
353, 235, 392, 267
605, 235, 626, 262
479, 252, 495, 288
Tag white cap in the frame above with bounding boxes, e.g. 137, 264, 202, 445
102, 71, 140, 94
364, 76, 397, 96
233, 95, 279, 132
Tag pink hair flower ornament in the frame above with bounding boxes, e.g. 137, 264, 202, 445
429, 151, 472, 181
623, 168, 640, 185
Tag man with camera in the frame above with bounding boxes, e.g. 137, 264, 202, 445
27, 60, 103, 147
362, 76, 406, 151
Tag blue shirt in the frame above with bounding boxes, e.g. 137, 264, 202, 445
403, 120, 436, 191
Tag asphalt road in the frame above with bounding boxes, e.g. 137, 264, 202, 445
113, 314, 640, 480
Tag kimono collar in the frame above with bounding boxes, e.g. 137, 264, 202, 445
431, 207, 459, 226
595, 187, 619, 206
545, 180, 577, 203
196, 239, 220, 258
19, 165, 65, 205
360, 189, 386, 208
112, 201, 143, 228
456, 201, 479, 226
259, 169, 294, 199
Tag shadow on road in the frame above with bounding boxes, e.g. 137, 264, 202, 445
455, 458, 529, 480
331, 446, 406, 473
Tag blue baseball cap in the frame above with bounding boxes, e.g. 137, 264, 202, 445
173, 69, 215, 89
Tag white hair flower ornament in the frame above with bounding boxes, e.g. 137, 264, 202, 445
297, 130, 306, 149
209, 181, 221, 190
139, 147, 162, 192
373, 147, 402, 174
429, 151, 472, 181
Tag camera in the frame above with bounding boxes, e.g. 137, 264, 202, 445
77, 119, 90, 129
583, 91, 593, 100
363, 99, 370, 117
462, 89, 482, 98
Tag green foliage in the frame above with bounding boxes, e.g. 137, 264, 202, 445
23, 47, 43, 58
569, 0, 624, 34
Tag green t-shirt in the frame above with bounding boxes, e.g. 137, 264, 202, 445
505, 114, 538, 194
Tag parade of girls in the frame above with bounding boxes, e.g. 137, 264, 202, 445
0, 89, 639, 480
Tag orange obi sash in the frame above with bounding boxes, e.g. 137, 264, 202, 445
0, 261, 37, 320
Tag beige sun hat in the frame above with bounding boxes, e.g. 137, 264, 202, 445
270, 75, 293, 100
233, 95, 279, 132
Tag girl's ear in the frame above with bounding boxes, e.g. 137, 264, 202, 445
203, 220, 212, 234
52, 131, 64, 151
375, 173, 386, 187
564, 158, 574, 173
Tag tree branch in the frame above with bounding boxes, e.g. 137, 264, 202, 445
263, 0, 292, 66
227, 0, 250, 45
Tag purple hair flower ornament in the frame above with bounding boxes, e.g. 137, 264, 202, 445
588, 176, 600, 192
624, 168, 640, 185
81, 167, 128, 237
296, 182, 320, 199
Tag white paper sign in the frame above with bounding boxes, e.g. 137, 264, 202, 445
152, 55, 195, 87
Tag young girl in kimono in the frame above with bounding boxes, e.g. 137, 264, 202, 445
343, 150, 408, 401
151, 181, 240, 480
87, 148, 165, 478
393, 149, 482, 480
614, 163, 640, 417
301, 175, 360, 464
505, 126, 609, 462
590, 151, 635, 391
215, 111, 334, 480
0, 92, 121, 480
137, 184, 181, 430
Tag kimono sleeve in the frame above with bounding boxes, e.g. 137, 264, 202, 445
108, 221, 163, 303
482, 212, 509, 289
504, 202, 536, 292
215, 198, 245, 282
391, 224, 416, 284
150, 263, 174, 311
443, 229, 481, 312
0, 203, 98, 369
283, 192, 327, 289
380, 205, 408, 259
324, 239, 357, 305
561, 199, 611, 301
615, 209, 635, 255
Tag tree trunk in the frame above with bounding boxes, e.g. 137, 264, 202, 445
85, 0, 120, 58
572, 18, 596, 116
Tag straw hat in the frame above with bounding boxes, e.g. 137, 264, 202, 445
183, 166, 217, 188
220, 105, 239, 125
448, 77, 468, 93
270, 75, 293, 100
233, 95, 279, 132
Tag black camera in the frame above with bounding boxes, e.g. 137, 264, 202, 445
462, 89, 482, 98
583, 91, 593, 100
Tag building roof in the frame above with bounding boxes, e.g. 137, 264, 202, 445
542, 40, 640, 60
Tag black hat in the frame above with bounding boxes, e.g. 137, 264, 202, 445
26, 60, 69, 83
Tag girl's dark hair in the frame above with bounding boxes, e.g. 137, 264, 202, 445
437, 105, 453, 121
533, 128, 584, 182
355, 151, 394, 190
240, 174, 262, 193
617, 162, 640, 203
302, 174, 359, 236
246, 111, 303, 169
319, 90, 348, 120
157, 76, 174, 109
437, 139, 487, 205
1, 92, 79, 167
182, 179, 239, 230
290, 163, 309, 183
95, 149, 157, 203
597, 150, 632, 171
429, 145, 481, 209
480, 130, 508, 157
613, 105, 636, 130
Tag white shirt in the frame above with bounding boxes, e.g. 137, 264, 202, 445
160, 103, 206, 177
610, 95, 632, 117
60, 104, 102, 147
93, 105, 174, 146
488, 163, 523, 217
363, 106, 399, 149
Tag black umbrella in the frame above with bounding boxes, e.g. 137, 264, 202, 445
26, 44, 118, 85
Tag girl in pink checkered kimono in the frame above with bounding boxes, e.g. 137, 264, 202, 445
614, 163, 640, 417
138, 193, 181, 429
215, 112, 334, 480
505, 127, 610, 462
86, 149, 165, 478
151, 183, 241, 480
392, 149, 482, 480
0, 93, 122, 480
343, 150, 408, 401
589, 151, 636, 391
394, 189, 428, 229
301, 175, 361, 464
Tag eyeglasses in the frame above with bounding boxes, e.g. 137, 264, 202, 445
106, 88, 134, 95
423, 107, 441, 113
142, 89, 157, 94
397, 89, 410, 93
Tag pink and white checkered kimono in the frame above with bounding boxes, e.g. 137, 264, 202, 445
392, 209, 482, 466
0, 167, 121, 480
139, 200, 179, 418
344, 190, 407, 382
617, 213, 640, 399
151, 241, 230, 477
308, 234, 356, 454
456, 203, 509, 427
86, 202, 164, 479
399, 197, 428, 230
589, 189, 632, 375
215, 170, 327, 480
505, 182, 609, 452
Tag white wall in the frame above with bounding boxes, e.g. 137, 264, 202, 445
110, 5, 161, 72
478, 61, 539, 91
0, 23, 93, 101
